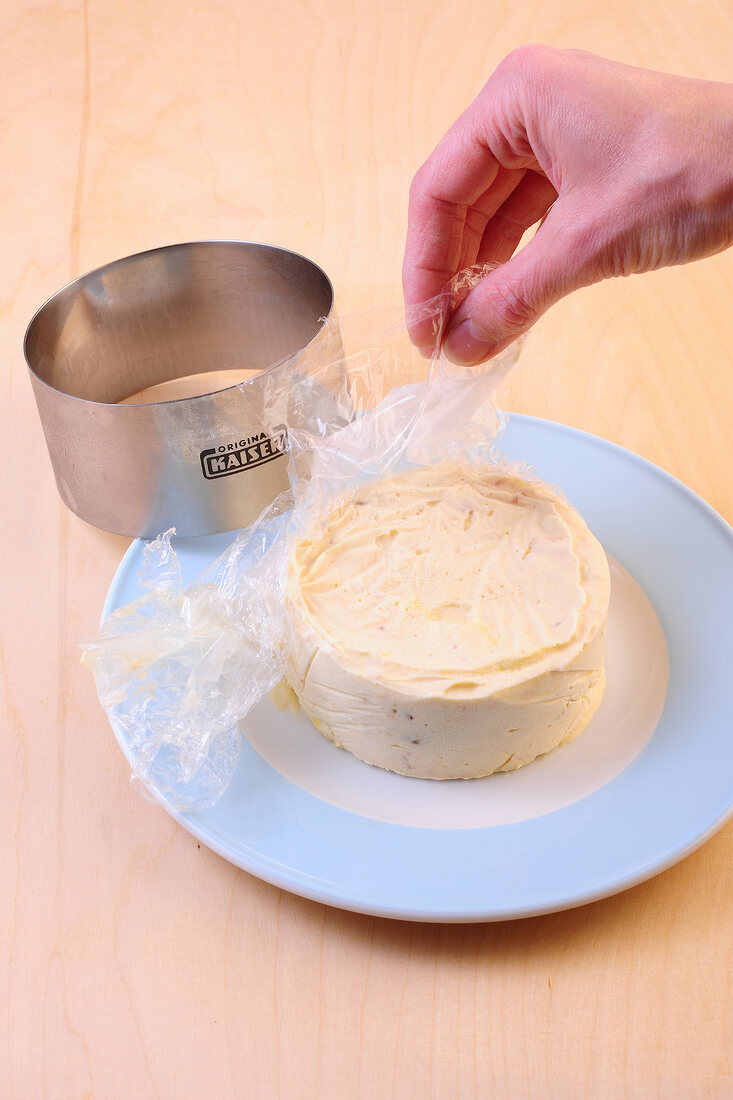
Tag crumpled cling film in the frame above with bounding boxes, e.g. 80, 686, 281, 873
82, 265, 526, 809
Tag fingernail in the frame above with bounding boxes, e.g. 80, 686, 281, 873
443, 319, 493, 365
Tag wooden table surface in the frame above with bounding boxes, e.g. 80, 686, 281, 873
3, 1, 732, 1096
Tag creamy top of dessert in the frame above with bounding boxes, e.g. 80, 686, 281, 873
289, 463, 609, 701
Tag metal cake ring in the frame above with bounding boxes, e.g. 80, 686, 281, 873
25, 241, 335, 538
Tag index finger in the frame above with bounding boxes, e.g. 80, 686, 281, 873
403, 121, 502, 349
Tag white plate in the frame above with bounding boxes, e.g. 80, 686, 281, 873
103, 415, 733, 921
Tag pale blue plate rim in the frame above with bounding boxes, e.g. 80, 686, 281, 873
102, 414, 733, 922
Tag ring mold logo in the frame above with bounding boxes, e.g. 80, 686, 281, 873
200, 429, 288, 480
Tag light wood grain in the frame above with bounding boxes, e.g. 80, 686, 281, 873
2, 1, 732, 1097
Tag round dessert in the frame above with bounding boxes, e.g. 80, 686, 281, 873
286, 462, 610, 779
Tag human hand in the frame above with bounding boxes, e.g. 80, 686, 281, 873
403, 46, 733, 364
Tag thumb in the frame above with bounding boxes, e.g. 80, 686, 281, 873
443, 207, 593, 364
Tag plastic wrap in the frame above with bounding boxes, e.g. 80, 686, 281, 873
82, 265, 526, 808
